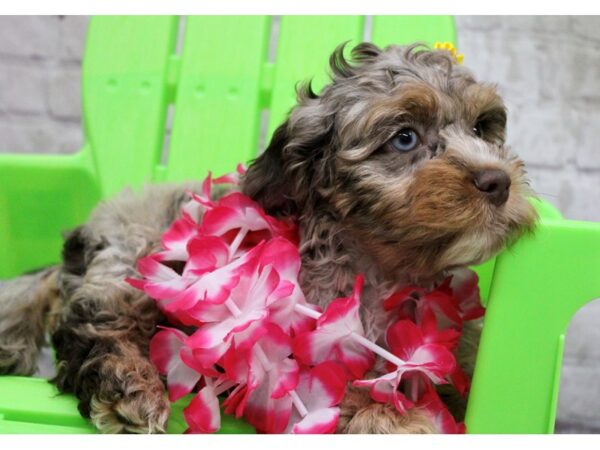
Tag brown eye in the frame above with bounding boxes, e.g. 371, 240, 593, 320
473, 122, 484, 138
390, 128, 420, 152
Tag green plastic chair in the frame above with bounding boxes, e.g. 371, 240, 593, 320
1, 15, 599, 434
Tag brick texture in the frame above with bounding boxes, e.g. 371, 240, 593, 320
1, 15, 600, 432
0, 16, 86, 154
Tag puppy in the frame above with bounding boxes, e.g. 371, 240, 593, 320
0, 42, 537, 433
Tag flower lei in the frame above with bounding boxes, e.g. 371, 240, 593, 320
127, 166, 485, 434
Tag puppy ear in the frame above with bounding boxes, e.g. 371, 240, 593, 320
242, 120, 294, 215
242, 82, 336, 217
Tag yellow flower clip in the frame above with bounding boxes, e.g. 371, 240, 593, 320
433, 42, 464, 65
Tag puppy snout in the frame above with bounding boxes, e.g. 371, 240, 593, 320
472, 169, 511, 206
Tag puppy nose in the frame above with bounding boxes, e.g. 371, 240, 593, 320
473, 169, 511, 206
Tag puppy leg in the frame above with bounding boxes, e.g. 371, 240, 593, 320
0, 267, 59, 375
337, 384, 437, 434
52, 234, 169, 433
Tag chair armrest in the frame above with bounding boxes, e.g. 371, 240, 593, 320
466, 218, 600, 433
0, 150, 101, 278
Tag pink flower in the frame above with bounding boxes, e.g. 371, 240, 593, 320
286, 362, 347, 434
200, 192, 298, 246
162, 236, 256, 315
353, 320, 455, 414
384, 270, 484, 330
230, 384, 293, 434
153, 216, 199, 262
384, 280, 461, 330
222, 323, 299, 420
184, 263, 294, 369
417, 386, 466, 434
257, 238, 320, 335
184, 384, 221, 434
415, 305, 461, 352
293, 275, 375, 379
126, 256, 191, 307
149, 328, 201, 402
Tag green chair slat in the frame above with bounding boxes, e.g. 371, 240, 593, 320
164, 16, 271, 182
0, 376, 95, 431
267, 16, 365, 136
83, 16, 179, 197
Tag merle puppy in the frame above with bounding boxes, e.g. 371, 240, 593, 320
0, 42, 537, 433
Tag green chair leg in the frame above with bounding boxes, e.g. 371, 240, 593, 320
465, 219, 600, 433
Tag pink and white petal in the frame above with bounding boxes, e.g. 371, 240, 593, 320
299, 362, 347, 410
254, 322, 293, 361
163, 270, 240, 313
418, 387, 465, 434
317, 296, 364, 336
158, 216, 199, 261
184, 235, 231, 275
383, 286, 426, 312
336, 341, 376, 380
135, 256, 190, 300
243, 383, 293, 434
184, 385, 221, 434
179, 345, 221, 378
419, 306, 461, 350
167, 358, 201, 402
270, 358, 299, 399
291, 407, 340, 434
186, 307, 268, 349
293, 329, 336, 366
405, 344, 456, 383
149, 327, 188, 375
222, 384, 250, 419
353, 371, 413, 414
293, 288, 367, 368
420, 290, 463, 329
386, 320, 424, 361
258, 237, 301, 280
269, 288, 319, 335
184, 340, 230, 368
148, 328, 202, 401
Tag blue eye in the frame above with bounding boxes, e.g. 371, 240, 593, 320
390, 128, 419, 152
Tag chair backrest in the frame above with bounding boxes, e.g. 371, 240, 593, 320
82, 16, 457, 194
0, 15, 459, 280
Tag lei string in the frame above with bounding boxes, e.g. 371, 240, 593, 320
127, 165, 484, 434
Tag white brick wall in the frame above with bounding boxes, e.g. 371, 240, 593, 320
1, 15, 599, 432
0, 16, 85, 154
456, 16, 600, 223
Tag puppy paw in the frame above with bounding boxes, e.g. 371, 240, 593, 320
88, 355, 170, 434
339, 403, 437, 434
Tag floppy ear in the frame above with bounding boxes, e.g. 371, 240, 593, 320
242, 120, 294, 215
242, 82, 336, 217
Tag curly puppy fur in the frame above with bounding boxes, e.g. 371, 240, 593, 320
0, 43, 537, 434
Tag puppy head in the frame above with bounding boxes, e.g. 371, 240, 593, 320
242, 43, 538, 280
